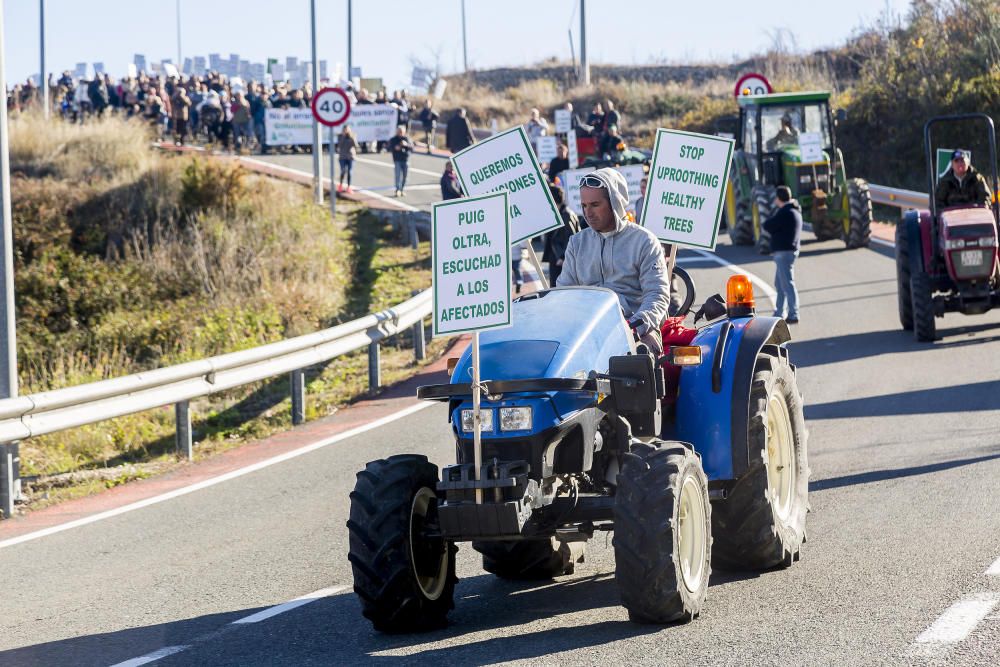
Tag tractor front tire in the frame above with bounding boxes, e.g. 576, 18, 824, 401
474, 538, 582, 579
712, 351, 809, 570
846, 178, 873, 249
910, 269, 937, 342
895, 222, 913, 330
730, 199, 755, 245
752, 185, 776, 254
614, 442, 711, 624
348, 455, 457, 633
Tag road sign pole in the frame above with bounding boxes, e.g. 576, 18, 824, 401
329, 125, 336, 218
0, 1, 18, 401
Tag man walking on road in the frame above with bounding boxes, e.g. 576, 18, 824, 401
446, 108, 476, 153
388, 126, 414, 197
762, 185, 802, 324
419, 99, 439, 153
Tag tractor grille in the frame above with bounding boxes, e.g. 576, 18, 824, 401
795, 165, 830, 198
950, 248, 994, 280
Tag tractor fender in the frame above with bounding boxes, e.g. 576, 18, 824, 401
903, 208, 930, 273
674, 315, 791, 482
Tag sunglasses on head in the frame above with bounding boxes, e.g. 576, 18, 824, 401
580, 175, 606, 189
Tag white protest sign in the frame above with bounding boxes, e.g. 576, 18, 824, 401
347, 104, 398, 143
265, 109, 314, 145
641, 128, 734, 250
555, 109, 572, 134
567, 129, 579, 169
618, 164, 647, 213
451, 126, 562, 244
536, 136, 558, 162
798, 132, 824, 163
561, 167, 595, 215
432, 192, 512, 336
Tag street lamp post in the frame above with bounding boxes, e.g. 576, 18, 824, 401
310, 0, 323, 205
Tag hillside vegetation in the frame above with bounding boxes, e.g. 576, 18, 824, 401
9, 114, 437, 500
444, 0, 998, 189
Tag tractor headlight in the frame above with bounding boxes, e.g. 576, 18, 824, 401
499, 407, 533, 432
460, 409, 493, 433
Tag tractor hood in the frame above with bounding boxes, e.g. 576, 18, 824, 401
450, 287, 635, 383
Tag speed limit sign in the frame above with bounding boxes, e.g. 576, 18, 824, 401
312, 87, 351, 127
733, 73, 773, 98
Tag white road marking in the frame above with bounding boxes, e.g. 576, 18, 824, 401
690, 249, 778, 307
0, 401, 437, 550
985, 555, 1000, 576
108, 644, 190, 667
231, 585, 348, 625
915, 593, 1000, 644
355, 156, 441, 177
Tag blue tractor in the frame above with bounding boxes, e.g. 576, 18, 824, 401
348, 277, 809, 631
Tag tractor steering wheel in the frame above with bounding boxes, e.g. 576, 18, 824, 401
669, 266, 697, 318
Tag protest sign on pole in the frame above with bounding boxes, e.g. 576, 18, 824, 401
265, 109, 317, 145
640, 128, 734, 251
617, 163, 647, 214
536, 136, 558, 163
567, 129, 579, 169
554, 109, 572, 134
432, 192, 511, 337
451, 126, 562, 245
560, 167, 595, 215
798, 132, 824, 163
432, 191, 511, 502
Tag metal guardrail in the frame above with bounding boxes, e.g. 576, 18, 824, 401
0, 288, 433, 518
868, 184, 928, 210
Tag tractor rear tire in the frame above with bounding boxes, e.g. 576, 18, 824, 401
846, 178, 873, 249
812, 217, 842, 242
348, 455, 457, 633
711, 351, 809, 570
752, 185, 776, 254
910, 269, 937, 342
474, 538, 581, 579
730, 199, 755, 245
895, 222, 913, 330
614, 442, 711, 624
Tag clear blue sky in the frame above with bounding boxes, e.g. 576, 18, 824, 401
4, 0, 912, 90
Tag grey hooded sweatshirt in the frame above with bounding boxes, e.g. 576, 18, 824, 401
556, 168, 670, 335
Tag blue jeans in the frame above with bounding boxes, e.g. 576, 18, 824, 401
393, 161, 409, 191
772, 250, 800, 319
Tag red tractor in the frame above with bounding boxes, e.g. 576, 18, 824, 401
896, 114, 1000, 341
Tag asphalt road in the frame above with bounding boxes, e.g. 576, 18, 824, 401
2, 166, 1000, 664
254, 147, 449, 213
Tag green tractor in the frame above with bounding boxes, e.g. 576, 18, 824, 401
725, 91, 872, 252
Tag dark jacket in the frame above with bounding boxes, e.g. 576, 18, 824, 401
543, 207, 580, 264
762, 200, 802, 252
446, 114, 475, 152
935, 166, 991, 210
388, 135, 413, 162
548, 156, 569, 182
441, 171, 463, 200
419, 107, 439, 130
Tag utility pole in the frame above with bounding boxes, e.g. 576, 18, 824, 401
176, 0, 182, 72
347, 0, 353, 81
40, 0, 47, 118
310, 0, 323, 204
0, 0, 21, 520
461, 0, 468, 72
579, 0, 590, 86
0, 0, 16, 400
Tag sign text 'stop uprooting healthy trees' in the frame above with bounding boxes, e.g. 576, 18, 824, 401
640, 128, 735, 251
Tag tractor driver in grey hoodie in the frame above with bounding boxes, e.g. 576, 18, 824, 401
557, 168, 671, 355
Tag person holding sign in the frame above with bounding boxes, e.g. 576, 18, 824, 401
557, 168, 671, 355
